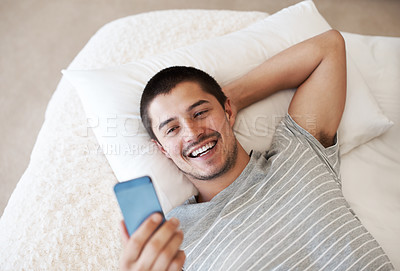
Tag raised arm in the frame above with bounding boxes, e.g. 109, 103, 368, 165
224, 30, 346, 147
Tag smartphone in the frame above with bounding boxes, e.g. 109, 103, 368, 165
114, 176, 165, 236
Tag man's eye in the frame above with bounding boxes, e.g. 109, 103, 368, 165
194, 110, 208, 118
166, 126, 178, 135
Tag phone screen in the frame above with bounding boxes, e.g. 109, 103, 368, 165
114, 176, 165, 236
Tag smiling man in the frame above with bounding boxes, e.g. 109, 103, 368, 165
143, 79, 250, 203
119, 30, 393, 271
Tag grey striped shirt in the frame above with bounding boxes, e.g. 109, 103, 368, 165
166, 114, 393, 271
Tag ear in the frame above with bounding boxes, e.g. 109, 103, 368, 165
151, 139, 171, 159
224, 98, 237, 127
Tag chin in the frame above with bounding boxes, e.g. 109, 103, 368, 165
185, 162, 233, 181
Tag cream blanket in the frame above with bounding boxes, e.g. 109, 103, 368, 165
0, 10, 267, 270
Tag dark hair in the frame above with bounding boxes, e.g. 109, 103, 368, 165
140, 66, 227, 141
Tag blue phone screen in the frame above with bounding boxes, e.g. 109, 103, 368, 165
114, 176, 164, 236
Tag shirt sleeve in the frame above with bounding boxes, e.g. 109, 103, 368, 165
271, 114, 341, 185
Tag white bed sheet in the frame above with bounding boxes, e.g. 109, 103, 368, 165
0, 9, 399, 270
340, 32, 400, 269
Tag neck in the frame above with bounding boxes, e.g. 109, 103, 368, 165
190, 141, 250, 203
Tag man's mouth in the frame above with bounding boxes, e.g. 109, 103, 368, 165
188, 140, 217, 158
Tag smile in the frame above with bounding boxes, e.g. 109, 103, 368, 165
188, 141, 217, 158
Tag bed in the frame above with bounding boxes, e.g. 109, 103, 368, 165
1, 1, 399, 270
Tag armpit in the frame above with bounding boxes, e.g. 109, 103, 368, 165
317, 131, 336, 148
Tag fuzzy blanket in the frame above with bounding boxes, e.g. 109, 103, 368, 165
0, 10, 268, 270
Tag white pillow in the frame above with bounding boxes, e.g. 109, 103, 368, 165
63, 0, 392, 213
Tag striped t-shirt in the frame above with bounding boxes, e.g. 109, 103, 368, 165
166, 114, 393, 271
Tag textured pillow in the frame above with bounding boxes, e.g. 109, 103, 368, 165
63, 0, 392, 213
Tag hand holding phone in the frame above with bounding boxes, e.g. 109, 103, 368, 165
114, 176, 166, 236
115, 176, 186, 270
119, 213, 186, 271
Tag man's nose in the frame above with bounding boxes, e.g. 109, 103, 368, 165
182, 120, 204, 142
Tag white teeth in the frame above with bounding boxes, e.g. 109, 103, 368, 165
190, 142, 216, 157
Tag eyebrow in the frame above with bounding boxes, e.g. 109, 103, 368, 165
157, 100, 210, 131
158, 117, 175, 131
186, 100, 209, 112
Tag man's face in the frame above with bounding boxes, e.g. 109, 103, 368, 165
148, 81, 238, 181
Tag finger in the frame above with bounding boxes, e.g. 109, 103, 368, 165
123, 213, 163, 264
167, 250, 186, 271
151, 229, 184, 271
137, 217, 180, 270
120, 220, 129, 247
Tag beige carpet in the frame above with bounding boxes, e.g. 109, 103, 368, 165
1, 0, 399, 215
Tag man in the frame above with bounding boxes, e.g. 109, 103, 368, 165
119, 30, 393, 270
